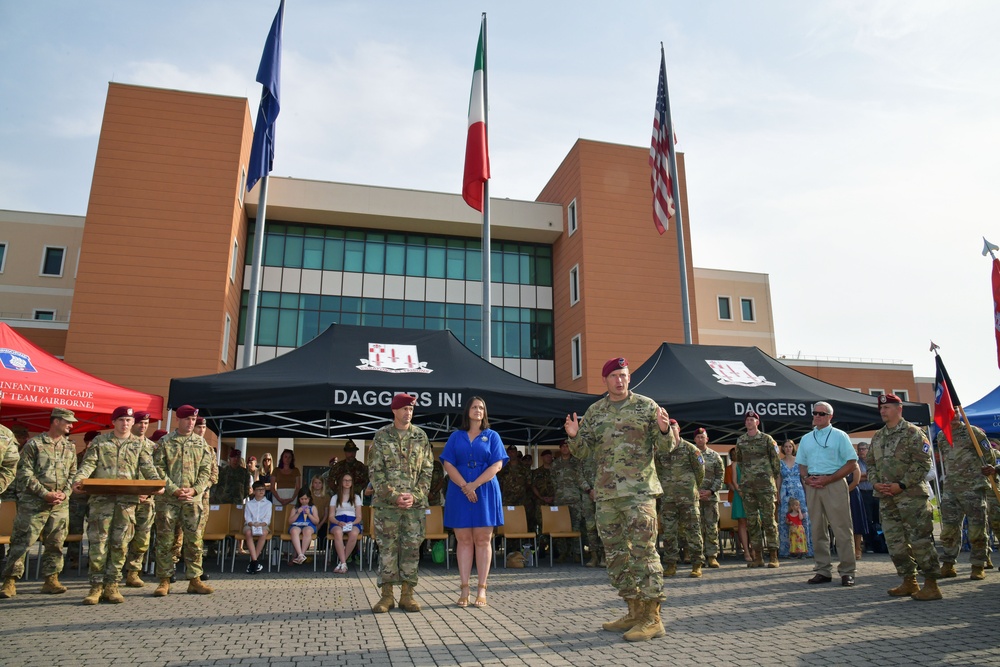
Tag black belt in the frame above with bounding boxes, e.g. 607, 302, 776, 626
808, 472, 834, 476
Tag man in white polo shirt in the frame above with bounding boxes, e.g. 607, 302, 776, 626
796, 401, 859, 587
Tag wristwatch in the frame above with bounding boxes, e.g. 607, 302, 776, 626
897, 482, 907, 490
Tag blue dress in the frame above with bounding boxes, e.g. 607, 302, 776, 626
778, 459, 813, 557
441, 429, 508, 529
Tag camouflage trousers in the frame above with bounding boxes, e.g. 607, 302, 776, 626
582, 495, 600, 553
67, 494, 88, 559
658, 496, 703, 565
989, 492, 1000, 540
87, 498, 136, 585
1, 500, 68, 580
700, 499, 720, 559
155, 501, 204, 580
374, 507, 425, 587
596, 496, 664, 602
742, 487, 778, 551
124, 498, 155, 573
880, 495, 940, 580
940, 487, 988, 567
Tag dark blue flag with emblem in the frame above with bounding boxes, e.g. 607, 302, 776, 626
247, 0, 285, 193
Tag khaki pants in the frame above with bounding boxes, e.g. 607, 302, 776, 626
805, 478, 856, 577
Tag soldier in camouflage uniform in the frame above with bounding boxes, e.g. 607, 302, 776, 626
552, 441, 585, 562
566, 357, 673, 642
0, 421, 18, 497
531, 449, 555, 530
985, 443, 1000, 569
694, 428, 724, 568
869, 393, 942, 600
732, 411, 781, 568
123, 412, 156, 587
656, 419, 704, 577
0, 408, 77, 599
580, 455, 603, 567
327, 441, 369, 495
213, 448, 252, 504
67, 431, 99, 568
71, 406, 161, 605
498, 445, 531, 506
152, 405, 213, 597
368, 393, 434, 613
427, 459, 445, 506
937, 415, 992, 580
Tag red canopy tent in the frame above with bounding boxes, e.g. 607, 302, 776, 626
0, 323, 163, 431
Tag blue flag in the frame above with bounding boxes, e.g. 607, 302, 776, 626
247, 0, 285, 192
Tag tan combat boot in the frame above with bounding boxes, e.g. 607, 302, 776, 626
125, 570, 145, 588
586, 551, 599, 568
82, 583, 103, 605
602, 597, 640, 632
102, 582, 125, 604
372, 584, 395, 613
40, 574, 67, 594
0, 577, 16, 599
767, 549, 780, 568
706, 556, 720, 568
690, 563, 703, 578
887, 576, 920, 597
749, 546, 765, 568
663, 562, 677, 577
597, 549, 607, 568
398, 582, 421, 612
153, 578, 171, 597
970, 565, 986, 581
187, 577, 214, 594
623, 600, 666, 642
911, 577, 942, 601
939, 562, 957, 578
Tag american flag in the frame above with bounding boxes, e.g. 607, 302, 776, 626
649, 46, 675, 236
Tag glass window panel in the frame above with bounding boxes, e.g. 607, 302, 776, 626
261, 292, 280, 307
303, 237, 324, 269
344, 241, 365, 272
383, 300, 404, 315
536, 257, 552, 286
319, 311, 338, 331
537, 246, 551, 258
323, 238, 344, 271
406, 246, 425, 277
519, 254, 531, 285
362, 298, 382, 314
426, 246, 445, 278
387, 233, 406, 244
320, 295, 341, 311
364, 239, 385, 273
467, 305, 480, 319
280, 293, 298, 308
283, 235, 303, 268
491, 250, 503, 282
258, 309, 279, 346
446, 319, 465, 339
491, 321, 503, 356
269, 223, 287, 234
238, 306, 247, 341
426, 317, 445, 330
446, 247, 465, 280
385, 245, 405, 275
305, 227, 325, 238
537, 310, 553, 324
404, 301, 424, 316
340, 312, 360, 325
520, 323, 531, 359
277, 310, 298, 346
503, 252, 519, 284
346, 230, 365, 241
425, 302, 445, 318
383, 315, 403, 328
446, 303, 466, 319
299, 311, 320, 345
465, 330, 481, 356
244, 232, 255, 264
362, 313, 382, 327
341, 297, 361, 314
326, 228, 345, 239
404, 316, 424, 328
465, 249, 482, 281
299, 294, 320, 310
263, 233, 285, 266
503, 323, 521, 357
286, 225, 305, 237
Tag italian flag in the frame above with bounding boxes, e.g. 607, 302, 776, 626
462, 23, 490, 212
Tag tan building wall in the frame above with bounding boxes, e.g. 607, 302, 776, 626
538, 139, 698, 394
63, 83, 253, 405
782, 359, 918, 401
693, 267, 776, 356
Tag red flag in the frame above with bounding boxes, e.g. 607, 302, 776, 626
933, 355, 957, 445
462, 21, 489, 212
649, 47, 675, 235
992, 258, 1000, 368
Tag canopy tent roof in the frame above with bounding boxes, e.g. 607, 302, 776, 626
0, 323, 164, 431
628, 343, 930, 440
962, 386, 1000, 436
168, 324, 595, 445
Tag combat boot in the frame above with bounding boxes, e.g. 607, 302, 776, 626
887, 576, 919, 597
372, 584, 395, 613
690, 563, 703, 578
586, 551, 599, 568
187, 577, 214, 594
939, 562, 957, 578
706, 556, 720, 568
153, 578, 171, 597
767, 549, 780, 568
40, 574, 67, 594
102, 582, 125, 604
602, 597, 640, 632
597, 549, 607, 568
911, 578, 942, 601
663, 562, 677, 577
0, 577, 16, 599
623, 600, 666, 642
970, 565, 986, 580
82, 583, 103, 605
398, 582, 421, 612
125, 570, 145, 588
749, 546, 765, 568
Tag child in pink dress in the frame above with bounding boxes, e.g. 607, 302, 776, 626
786, 498, 808, 558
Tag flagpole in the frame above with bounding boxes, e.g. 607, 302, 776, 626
480, 13, 491, 361
242, 176, 269, 370
659, 43, 692, 344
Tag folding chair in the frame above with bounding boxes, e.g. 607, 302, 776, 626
0, 503, 25, 575
201, 504, 232, 572
228, 503, 247, 573
423, 505, 450, 570
361, 506, 376, 571
540, 505, 581, 566
718, 500, 738, 555
267, 504, 289, 572
499, 506, 537, 568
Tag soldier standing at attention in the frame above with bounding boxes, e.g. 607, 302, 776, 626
71, 406, 161, 605
0, 408, 78, 599
427, 458, 446, 506
328, 440, 369, 496
655, 419, 704, 578
123, 412, 156, 588
551, 441, 585, 563
368, 393, 434, 613
694, 428, 724, 568
937, 415, 992, 580
732, 411, 781, 569
214, 448, 252, 504
869, 393, 942, 600
565, 357, 673, 642
152, 405, 213, 597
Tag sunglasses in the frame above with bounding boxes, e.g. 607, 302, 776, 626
812, 411, 830, 417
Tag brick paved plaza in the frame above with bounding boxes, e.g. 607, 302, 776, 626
0, 551, 996, 666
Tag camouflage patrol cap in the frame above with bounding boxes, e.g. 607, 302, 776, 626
878, 393, 902, 405
51, 408, 78, 422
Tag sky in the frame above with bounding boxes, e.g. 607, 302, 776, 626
3, 1, 1000, 402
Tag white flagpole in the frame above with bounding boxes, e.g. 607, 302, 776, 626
480, 13, 491, 361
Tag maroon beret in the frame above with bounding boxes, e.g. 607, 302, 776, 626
111, 406, 134, 421
195, 417, 206, 426
602, 357, 628, 378
390, 393, 416, 410
175, 405, 198, 418
694, 427, 707, 436
133, 411, 151, 422
878, 393, 902, 405
668, 418, 679, 426
744, 411, 760, 420
84, 430, 100, 443
228, 448, 242, 458
151, 429, 168, 442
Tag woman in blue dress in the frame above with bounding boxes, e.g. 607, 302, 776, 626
441, 396, 508, 608
778, 440, 813, 558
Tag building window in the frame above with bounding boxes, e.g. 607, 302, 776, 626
40, 246, 66, 277
740, 298, 755, 322
0, 242, 6, 272
893, 389, 909, 401
567, 199, 578, 236
569, 264, 580, 306
230, 239, 239, 283
222, 314, 232, 363
33, 310, 56, 321
571, 334, 582, 379
717, 296, 732, 321
869, 389, 885, 397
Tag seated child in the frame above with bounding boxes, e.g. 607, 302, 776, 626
243, 481, 273, 573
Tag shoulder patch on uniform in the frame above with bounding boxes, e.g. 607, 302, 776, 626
922, 443, 930, 454
697, 455, 704, 464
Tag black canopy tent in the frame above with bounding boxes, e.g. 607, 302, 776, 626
628, 343, 930, 440
168, 324, 594, 445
